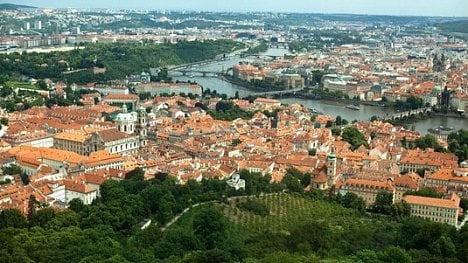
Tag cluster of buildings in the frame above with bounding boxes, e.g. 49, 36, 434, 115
0, 93, 465, 227
233, 30, 467, 114
232, 62, 306, 89
0, 7, 467, 228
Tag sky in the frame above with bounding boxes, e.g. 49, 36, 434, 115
4, 0, 468, 17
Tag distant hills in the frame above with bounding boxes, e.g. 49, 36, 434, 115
0, 3, 36, 10
437, 20, 468, 33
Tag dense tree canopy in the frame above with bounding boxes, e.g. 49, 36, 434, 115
341, 127, 368, 150
208, 100, 255, 121
0, 169, 466, 262
0, 40, 244, 84
448, 129, 468, 162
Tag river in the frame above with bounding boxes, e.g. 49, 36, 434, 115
170, 48, 467, 135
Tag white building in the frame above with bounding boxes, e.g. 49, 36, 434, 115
34, 21, 42, 30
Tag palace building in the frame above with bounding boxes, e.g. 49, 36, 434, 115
53, 104, 148, 155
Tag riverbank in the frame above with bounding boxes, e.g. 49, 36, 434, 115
278, 91, 385, 107
171, 47, 468, 134
432, 112, 467, 119
221, 74, 288, 93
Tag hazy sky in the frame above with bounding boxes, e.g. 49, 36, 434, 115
5, 0, 468, 17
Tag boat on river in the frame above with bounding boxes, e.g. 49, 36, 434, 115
346, 104, 360, 110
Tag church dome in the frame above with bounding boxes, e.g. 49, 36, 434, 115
115, 112, 137, 122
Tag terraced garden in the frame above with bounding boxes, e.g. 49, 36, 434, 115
218, 193, 358, 232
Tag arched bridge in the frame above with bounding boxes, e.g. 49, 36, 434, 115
385, 107, 432, 120
246, 54, 284, 60
172, 69, 222, 78
251, 87, 305, 97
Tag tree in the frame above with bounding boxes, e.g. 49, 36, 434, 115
405, 187, 443, 198
215, 100, 234, 111
20, 172, 30, 185
29, 207, 56, 227
68, 198, 85, 213
415, 134, 443, 152
372, 192, 393, 214
27, 194, 37, 221
182, 249, 234, 263
138, 92, 152, 101
36, 79, 48, 90
378, 246, 412, 263
331, 127, 341, 136
447, 129, 468, 163
310, 114, 317, 122
232, 138, 242, 146
308, 148, 317, 156
341, 127, 368, 150
126, 168, 145, 181
0, 209, 28, 229
341, 192, 366, 213
391, 202, 410, 220
157, 68, 169, 81
336, 115, 342, 126
193, 206, 228, 250
430, 236, 456, 258
334, 116, 348, 126
288, 221, 333, 252
0, 118, 8, 126
415, 168, 429, 177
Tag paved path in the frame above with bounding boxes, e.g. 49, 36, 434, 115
457, 215, 468, 231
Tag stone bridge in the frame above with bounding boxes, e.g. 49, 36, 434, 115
247, 54, 284, 60
172, 69, 221, 77
386, 107, 432, 120
251, 87, 305, 97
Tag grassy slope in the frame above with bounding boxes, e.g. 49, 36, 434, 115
218, 194, 358, 233
168, 193, 367, 234
6, 80, 37, 89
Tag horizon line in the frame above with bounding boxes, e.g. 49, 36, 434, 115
2, 2, 468, 18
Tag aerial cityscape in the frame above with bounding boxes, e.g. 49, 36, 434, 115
0, 1, 467, 262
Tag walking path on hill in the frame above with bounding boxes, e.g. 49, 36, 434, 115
161, 193, 279, 232
457, 215, 468, 231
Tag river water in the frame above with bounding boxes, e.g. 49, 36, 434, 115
171, 48, 467, 134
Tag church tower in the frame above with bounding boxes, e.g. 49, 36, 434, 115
326, 150, 337, 188
136, 105, 148, 147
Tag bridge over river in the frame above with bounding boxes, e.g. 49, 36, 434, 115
172, 68, 221, 77
383, 107, 433, 121
250, 87, 306, 97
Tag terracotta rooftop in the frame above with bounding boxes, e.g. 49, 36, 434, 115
403, 193, 460, 209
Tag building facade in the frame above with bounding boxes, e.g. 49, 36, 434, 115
403, 193, 461, 226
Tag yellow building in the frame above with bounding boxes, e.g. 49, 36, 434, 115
403, 193, 461, 226
54, 128, 140, 156
339, 178, 395, 206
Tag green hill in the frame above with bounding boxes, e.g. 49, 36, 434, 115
0, 3, 36, 10
438, 20, 468, 33
166, 193, 466, 262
